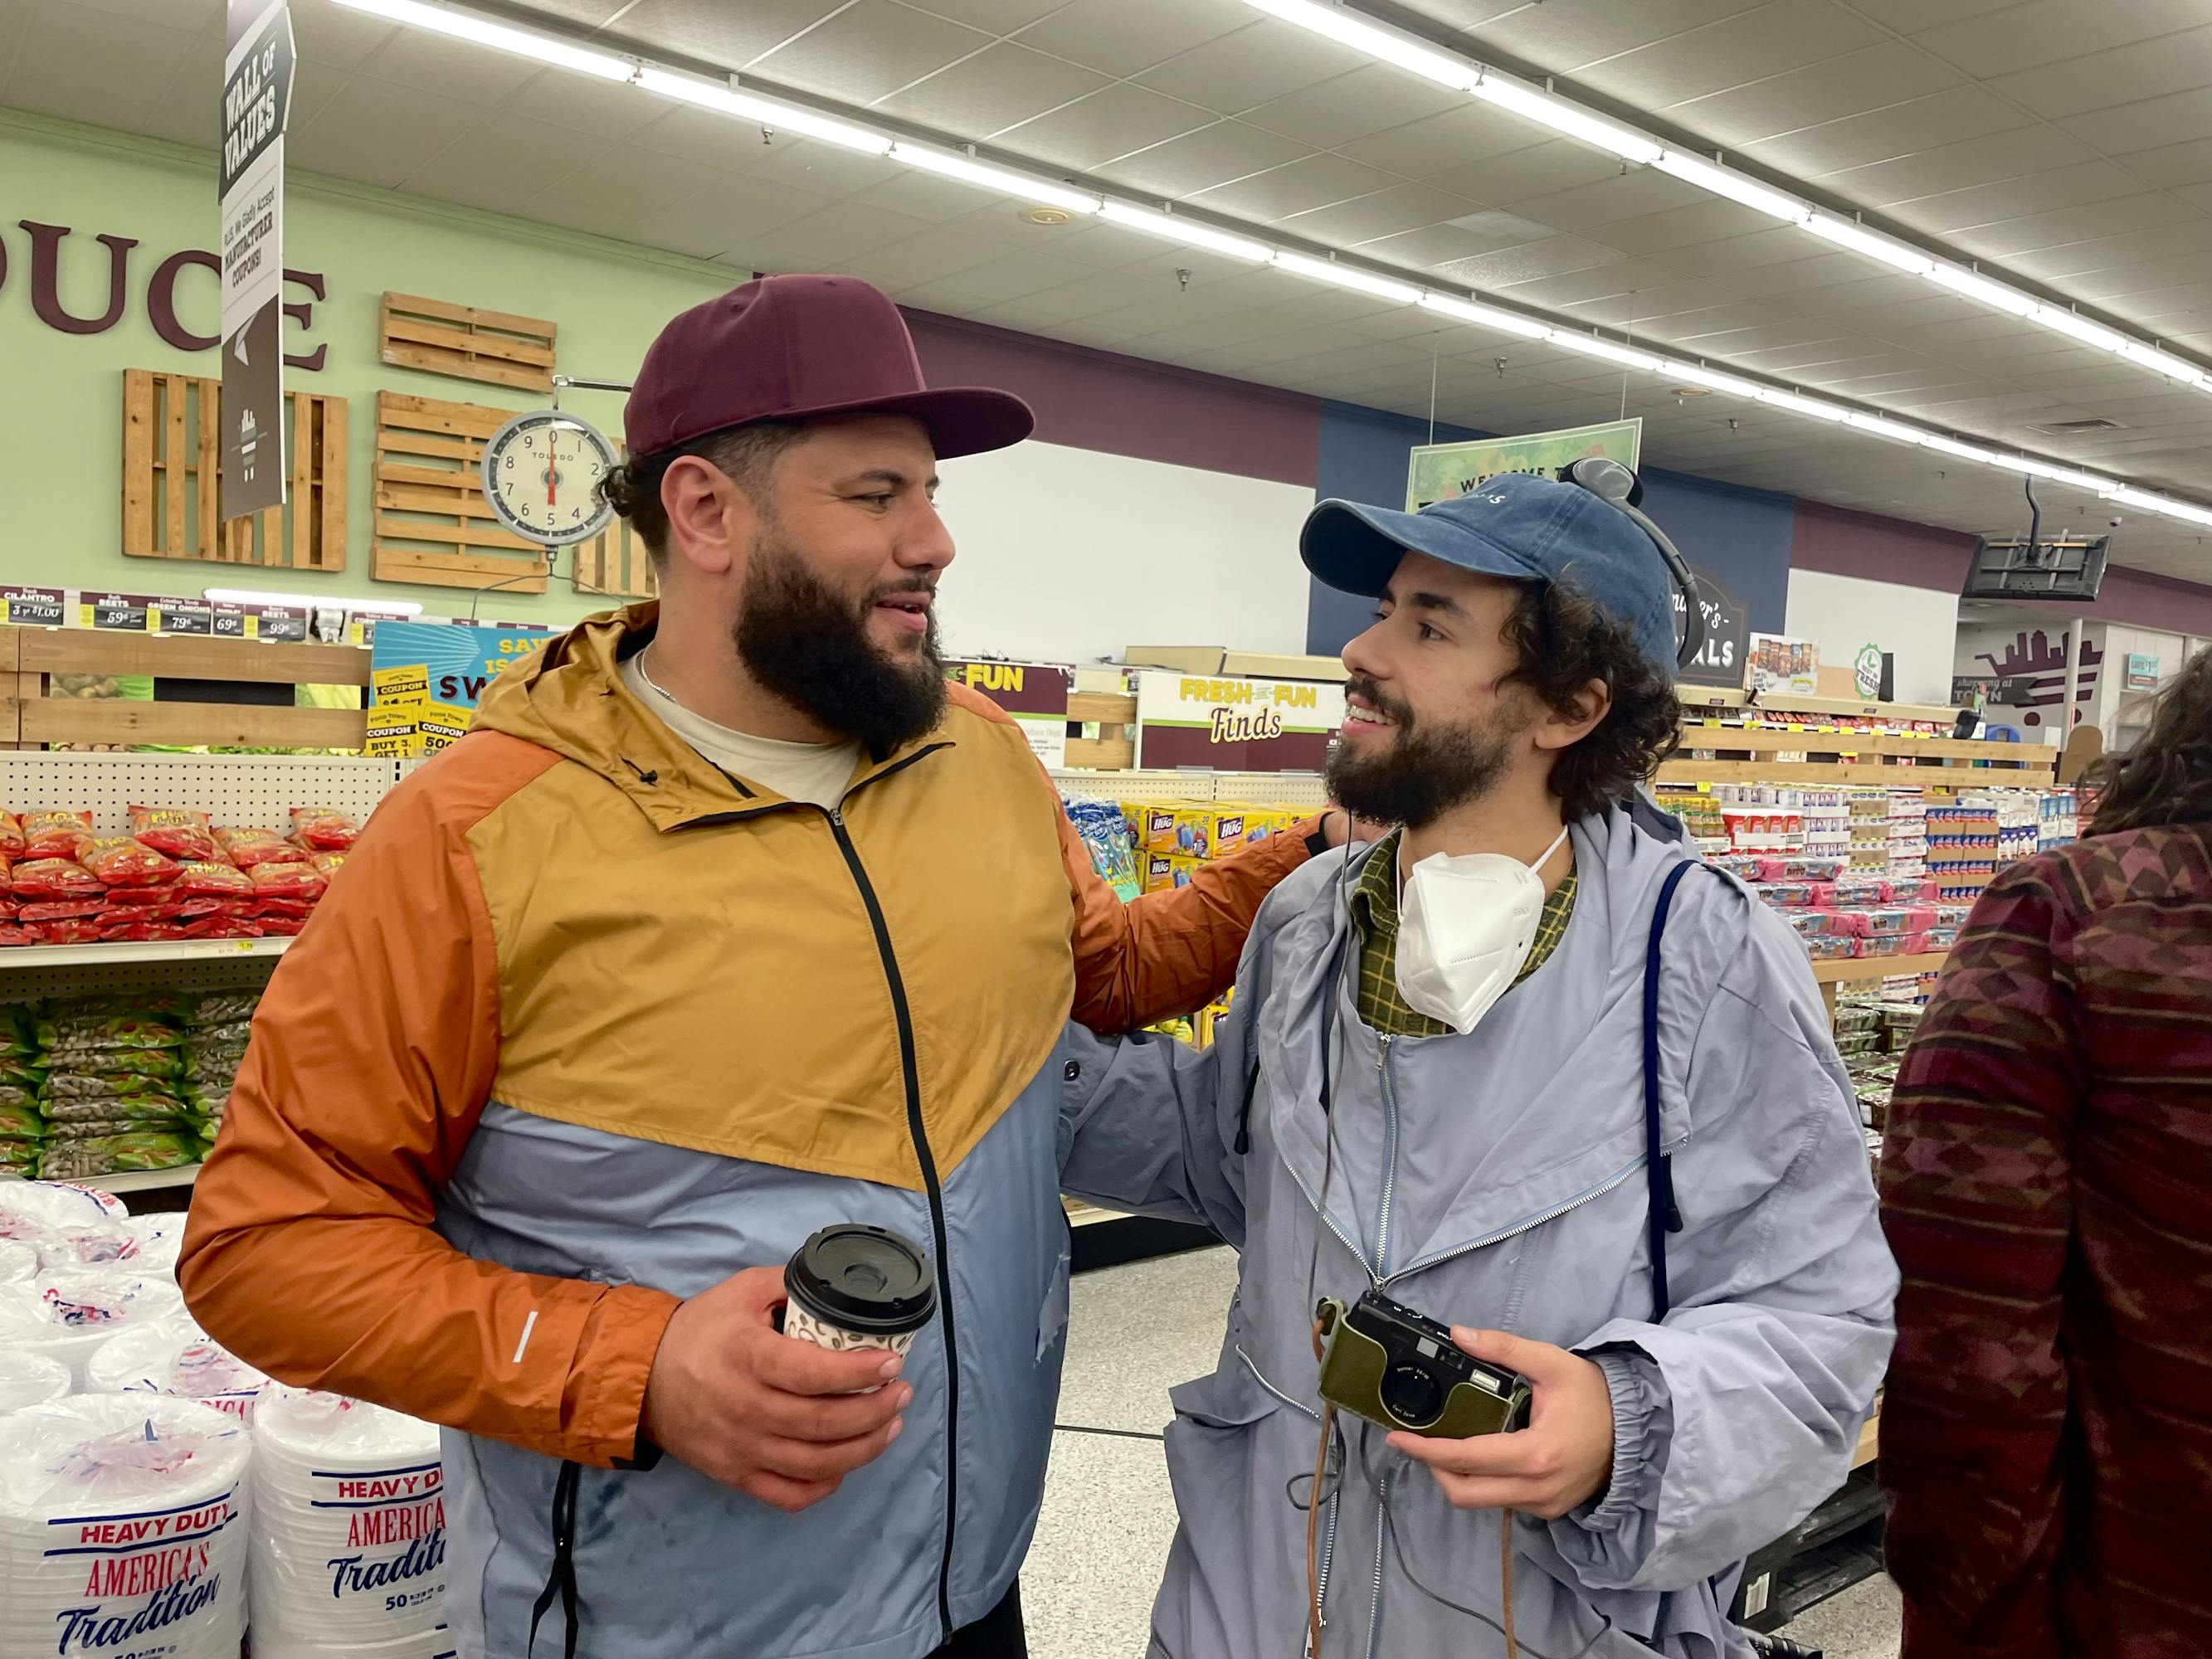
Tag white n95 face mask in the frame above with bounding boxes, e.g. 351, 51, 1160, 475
1394, 825, 1571, 1034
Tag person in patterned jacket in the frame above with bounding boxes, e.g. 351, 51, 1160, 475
1881, 645, 2212, 1657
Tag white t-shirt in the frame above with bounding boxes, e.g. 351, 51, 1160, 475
619, 652, 860, 809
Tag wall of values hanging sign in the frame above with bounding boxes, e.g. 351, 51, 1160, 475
1133, 669, 1345, 771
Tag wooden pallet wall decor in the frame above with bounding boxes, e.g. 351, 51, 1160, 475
380, 292, 557, 393
121, 370, 348, 570
569, 455, 657, 600
372, 391, 548, 593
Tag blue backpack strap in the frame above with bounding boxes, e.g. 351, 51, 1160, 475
1644, 860, 1696, 1323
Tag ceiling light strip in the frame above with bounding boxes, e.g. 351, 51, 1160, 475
1241, 0, 2212, 398
333, 0, 2212, 532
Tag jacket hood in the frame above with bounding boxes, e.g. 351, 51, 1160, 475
470, 602, 951, 831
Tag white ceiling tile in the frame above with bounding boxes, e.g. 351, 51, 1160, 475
2116, 138, 2212, 193
1133, 19, 1365, 115
1912, 0, 2206, 79
1885, 161, 2153, 239
364, 25, 544, 102
1738, 89, 2027, 177
1460, 0, 1769, 74
1951, 194, 2206, 263
745, 200, 939, 266
1567, 0, 1884, 109
1094, 119, 1307, 197
995, 80, 1213, 168
1990, 23, 2212, 120
397, 111, 611, 212
1187, 151, 1405, 221
65, 0, 212, 27
496, 71, 675, 141
603, 0, 850, 67
1436, 234, 1630, 289
1666, 43, 1966, 148
751, 1, 991, 105
4, 0, 196, 111
1275, 182, 1484, 247
1334, 100, 1541, 179
2062, 88, 2212, 156
285, 76, 487, 188
1355, 222, 1527, 271
1010, 0, 1249, 77
898, 0, 1065, 32
1427, 139, 1633, 206
743, 136, 904, 197
1240, 63, 1464, 151
873, 41, 1107, 134
1494, 166, 1711, 234
530, 144, 736, 221
507, 0, 638, 23
1819, 126, 2097, 206
1597, 200, 1798, 255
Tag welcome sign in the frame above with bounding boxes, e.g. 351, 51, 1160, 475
1133, 669, 1345, 771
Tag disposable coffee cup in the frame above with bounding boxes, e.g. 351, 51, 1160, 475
783, 1224, 937, 1359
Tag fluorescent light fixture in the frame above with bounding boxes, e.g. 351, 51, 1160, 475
2117, 339, 2210, 385
1926, 263, 2037, 318
1756, 388, 1850, 422
1921, 434, 2000, 465
1416, 292, 1552, 339
1800, 213, 1933, 275
1242, 0, 1477, 90
204, 587, 421, 615
887, 144, 1099, 213
1843, 411, 1927, 445
636, 67, 893, 154
331, 0, 631, 77
1469, 71, 1663, 163
1548, 332, 1662, 372
1652, 152, 1809, 223
2112, 485, 2212, 526
1097, 202, 1271, 261
1270, 251, 1421, 304
1662, 360, 1762, 398
1991, 455, 2118, 494
2029, 304, 2127, 353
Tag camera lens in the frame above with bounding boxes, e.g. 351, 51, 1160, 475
1381, 1364, 1445, 1428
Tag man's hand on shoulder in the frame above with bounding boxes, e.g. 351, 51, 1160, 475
1387, 1327, 1615, 1520
642, 1265, 911, 1513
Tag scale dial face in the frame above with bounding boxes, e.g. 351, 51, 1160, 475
480, 410, 620, 547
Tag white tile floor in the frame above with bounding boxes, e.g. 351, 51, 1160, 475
1030, 1243, 1902, 1659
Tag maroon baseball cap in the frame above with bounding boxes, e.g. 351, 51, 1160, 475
623, 274, 1035, 461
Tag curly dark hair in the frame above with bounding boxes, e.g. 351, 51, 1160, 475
597, 419, 803, 563
1499, 578, 1683, 820
2083, 643, 2212, 834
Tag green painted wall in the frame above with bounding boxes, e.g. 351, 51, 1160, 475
0, 111, 740, 623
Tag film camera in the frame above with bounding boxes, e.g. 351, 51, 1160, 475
1314, 1290, 1532, 1439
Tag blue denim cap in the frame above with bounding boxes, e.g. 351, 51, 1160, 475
1301, 470, 1678, 674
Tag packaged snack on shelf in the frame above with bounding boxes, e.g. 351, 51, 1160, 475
190, 994, 259, 1027
253, 898, 315, 920
37, 1132, 205, 1179
309, 850, 346, 881
1142, 852, 1203, 893
1172, 805, 1254, 860
1751, 855, 1847, 883
20, 810, 93, 861
0, 1136, 37, 1172
180, 916, 265, 940
28, 919, 106, 945
10, 859, 101, 902
127, 805, 217, 862
215, 825, 309, 868
0, 812, 22, 860
1123, 802, 1185, 856
290, 806, 362, 851
176, 859, 253, 896
1828, 876, 1893, 907
249, 862, 328, 902
38, 1012, 184, 1053
1805, 935, 1854, 960
1834, 1029, 1879, 1058
1753, 881, 1830, 907
1061, 797, 1142, 901
17, 900, 105, 924
79, 836, 179, 888
1779, 909, 1833, 937
0, 1102, 41, 1139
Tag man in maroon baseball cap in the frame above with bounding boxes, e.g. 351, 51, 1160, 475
183, 271, 1348, 1659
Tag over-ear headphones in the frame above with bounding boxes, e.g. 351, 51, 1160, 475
1555, 457, 1707, 671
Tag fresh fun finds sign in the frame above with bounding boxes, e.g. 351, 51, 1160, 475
1133, 669, 1346, 771
219, 0, 295, 520
942, 659, 1071, 767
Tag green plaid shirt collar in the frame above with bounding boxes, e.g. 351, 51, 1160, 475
1347, 830, 1578, 1039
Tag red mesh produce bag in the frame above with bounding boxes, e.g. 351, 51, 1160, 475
128, 806, 217, 863
249, 863, 326, 902
216, 825, 309, 869
80, 837, 179, 889
22, 810, 93, 861
290, 807, 361, 852
11, 859, 102, 902
175, 860, 252, 896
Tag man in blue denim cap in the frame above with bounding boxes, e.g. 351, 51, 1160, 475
1056, 471, 1896, 1657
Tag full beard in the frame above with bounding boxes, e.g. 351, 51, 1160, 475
1325, 677, 1524, 830
733, 532, 948, 754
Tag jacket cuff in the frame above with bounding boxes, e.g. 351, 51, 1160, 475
563, 1282, 681, 1469
1574, 1347, 1665, 1533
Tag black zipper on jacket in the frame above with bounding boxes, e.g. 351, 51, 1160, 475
824, 799, 961, 1646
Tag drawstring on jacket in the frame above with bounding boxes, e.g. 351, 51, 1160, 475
528, 1460, 582, 1659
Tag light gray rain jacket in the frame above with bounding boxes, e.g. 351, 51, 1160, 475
1060, 805, 1898, 1658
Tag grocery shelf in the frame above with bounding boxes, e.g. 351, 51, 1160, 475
1810, 951, 1948, 984
0, 937, 292, 971
77, 1165, 201, 1194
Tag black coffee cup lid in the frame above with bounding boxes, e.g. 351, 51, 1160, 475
787, 1225, 937, 1335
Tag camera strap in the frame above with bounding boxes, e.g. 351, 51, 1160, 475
1642, 860, 1696, 1325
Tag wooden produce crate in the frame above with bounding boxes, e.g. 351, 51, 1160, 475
0, 627, 370, 752
1066, 690, 1136, 770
